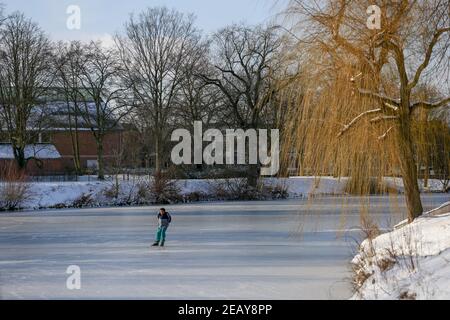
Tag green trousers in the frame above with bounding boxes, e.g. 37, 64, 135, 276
155, 226, 168, 242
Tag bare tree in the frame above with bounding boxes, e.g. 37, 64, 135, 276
115, 7, 202, 172
75, 41, 129, 180
53, 41, 85, 175
0, 12, 53, 170
201, 24, 284, 186
284, 0, 450, 222
173, 40, 223, 132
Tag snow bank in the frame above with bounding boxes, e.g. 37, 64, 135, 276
0, 176, 346, 210
3, 176, 347, 211
385, 177, 447, 193
1, 176, 446, 211
29, 181, 107, 208
352, 203, 450, 300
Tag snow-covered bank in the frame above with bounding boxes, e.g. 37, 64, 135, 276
4, 177, 346, 210
352, 202, 450, 300
1, 176, 446, 211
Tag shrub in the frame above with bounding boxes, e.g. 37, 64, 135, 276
264, 183, 290, 200
134, 180, 152, 204
0, 165, 31, 211
149, 170, 182, 204
209, 178, 255, 200
184, 191, 208, 203
103, 184, 120, 199
208, 179, 289, 201
72, 193, 95, 208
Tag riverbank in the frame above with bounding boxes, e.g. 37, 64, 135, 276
352, 202, 450, 300
1, 176, 446, 211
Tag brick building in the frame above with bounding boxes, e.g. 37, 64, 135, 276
0, 90, 124, 176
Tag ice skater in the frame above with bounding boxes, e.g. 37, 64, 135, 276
152, 208, 172, 247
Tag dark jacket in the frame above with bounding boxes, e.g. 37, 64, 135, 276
157, 212, 172, 227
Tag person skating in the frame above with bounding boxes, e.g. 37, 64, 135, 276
152, 208, 172, 247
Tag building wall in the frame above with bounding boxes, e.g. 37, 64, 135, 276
50, 130, 123, 173
0, 130, 124, 176
53, 130, 123, 174
0, 159, 66, 176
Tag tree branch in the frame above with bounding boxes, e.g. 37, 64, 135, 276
338, 108, 382, 137
378, 126, 394, 141
357, 88, 400, 106
370, 115, 399, 124
411, 97, 450, 110
408, 28, 450, 90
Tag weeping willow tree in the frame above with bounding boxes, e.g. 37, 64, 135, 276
281, 0, 450, 223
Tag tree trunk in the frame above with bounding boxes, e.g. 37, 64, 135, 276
397, 117, 423, 222
70, 129, 82, 175
97, 139, 105, 180
155, 135, 161, 172
13, 146, 27, 170
423, 155, 429, 189
67, 106, 82, 175
247, 164, 260, 188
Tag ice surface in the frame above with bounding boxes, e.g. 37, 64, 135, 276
0, 195, 447, 300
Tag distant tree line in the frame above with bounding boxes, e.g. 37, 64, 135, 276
0, 6, 288, 185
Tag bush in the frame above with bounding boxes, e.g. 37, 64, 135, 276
103, 184, 120, 199
209, 178, 252, 200
265, 183, 290, 199
184, 191, 208, 203
180, 166, 250, 179
209, 179, 289, 201
72, 193, 95, 208
0, 165, 31, 211
134, 180, 152, 204
149, 170, 182, 204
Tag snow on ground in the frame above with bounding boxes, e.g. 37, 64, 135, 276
6, 176, 350, 211
352, 202, 450, 300
384, 177, 448, 193
0, 195, 446, 300
0, 144, 61, 159
4, 176, 446, 211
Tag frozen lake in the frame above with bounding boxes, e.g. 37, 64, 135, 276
0, 194, 447, 300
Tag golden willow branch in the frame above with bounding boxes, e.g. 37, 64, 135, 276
357, 88, 400, 107
378, 126, 394, 141
338, 108, 382, 137
370, 115, 399, 124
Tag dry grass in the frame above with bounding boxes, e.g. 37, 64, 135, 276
351, 219, 423, 299
0, 164, 31, 211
